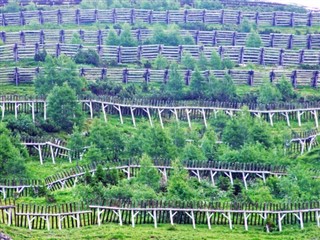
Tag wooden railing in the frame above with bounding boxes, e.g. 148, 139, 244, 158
1, 8, 319, 27
1, 29, 319, 50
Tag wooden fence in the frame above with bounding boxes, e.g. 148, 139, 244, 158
1, 199, 319, 231
1, 96, 320, 128
1, 66, 319, 88
44, 159, 287, 191
1, 8, 320, 27
2, 29, 320, 50
0, 159, 287, 199
1, 43, 320, 67
0, 0, 81, 7
0, 201, 93, 230
21, 136, 78, 164
89, 199, 320, 232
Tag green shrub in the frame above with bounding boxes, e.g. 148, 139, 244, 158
34, 50, 47, 62
74, 49, 100, 66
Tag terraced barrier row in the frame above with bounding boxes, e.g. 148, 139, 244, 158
1, 29, 320, 50
1, 96, 320, 128
0, 160, 287, 199
1, 8, 320, 27
1, 66, 319, 88
1, 44, 320, 67
0, 199, 320, 231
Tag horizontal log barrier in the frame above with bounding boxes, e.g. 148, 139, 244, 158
0, 0, 81, 7
1, 8, 320, 27
219, 0, 289, 8
289, 129, 320, 154
1, 96, 320, 128
1, 200, 320, 231
1, 29, 320, 50
1, 43, 320, 67
0, 66, 319, 88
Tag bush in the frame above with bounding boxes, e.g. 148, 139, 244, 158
154, 54, 169, 70
246, 32, 262, 48
222, 58, 235, 70
34, 50, 47, 62
181, 52, 196, 70
74, 49, 100, 66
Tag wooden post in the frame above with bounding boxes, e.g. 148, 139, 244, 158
75, 9, 80, 25
44, 102, 47, 120
278, 213, 286, 232
220, 10, 224, 24
59, 29, 65, 43
243, 212, 251, 231
288, 34, 293, 49
310, 110, 318, 128
279, 49, 284, 66
101, 103, 107, 122
131, 210, 139, 227
299, 50, 305, 64
38, 10, 44, 24
210, 171, 217, 186
185, 211, 196, 229
50, 145, 56, 164
222, 212, 232, 230
143, 108, 153, 127
158, 109, 164, 129
307, 12, 313, 27
57, 9, 62, 25
224, 172, 233, 185
259, 48, 265, 65
113, 105, 123, 124
169, 210, 177, 225
316, 211, 320, 227
206, 212, 213, 229
185, 109, 192, 129
242, 172, 249, 190
312, 71, 319, 88
268, 112, 275, 126
13, 43, 18, 62
0, 103, 5, 120
130, 107, 136, 127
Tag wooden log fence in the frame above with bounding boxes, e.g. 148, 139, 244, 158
0, 0, 81, 7
89, 200, 320, 232
0, 159, 288, 199
0, 179, 41, 200
289, 129, 320, 154
44, 159, 287, 191
0, 202, 93, 230
1, 8, 320, 27
2, 29, 320, 50
1, 43, 320, 67
20, 136, 84, 165
1, 96, 320, 128
0, 66, 319, 88
1, 199, 320, 231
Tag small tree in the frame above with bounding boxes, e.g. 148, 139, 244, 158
35, 55, 86, 96
257, 82, 281, 104
154, 54, 169, 70
68, 126, 85, 163
136, 154, 160, 190
106, 27, 120, 45
190, 67, 206, 99
167, 159, 196, 200
276, 75, 297, 101
206, 74, 237, 102
0, 124, 26, 177
181, 52, 196, 70
70, 33, 83, 44
165, 63, 185, 99
210, 51, 223, 70
197, 52, 209, 71
47, 84, 84, 132
246, 32, 262, 48
119, 23, 137, 47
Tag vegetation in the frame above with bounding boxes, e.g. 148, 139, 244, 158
0, 1, 319, 239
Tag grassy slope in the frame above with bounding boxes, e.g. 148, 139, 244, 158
1, 223, 320, 240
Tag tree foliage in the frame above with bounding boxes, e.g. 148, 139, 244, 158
35, 55, 86, 96
47, 84, 84, 132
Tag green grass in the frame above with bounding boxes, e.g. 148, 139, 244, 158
1, 222, 319, 240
